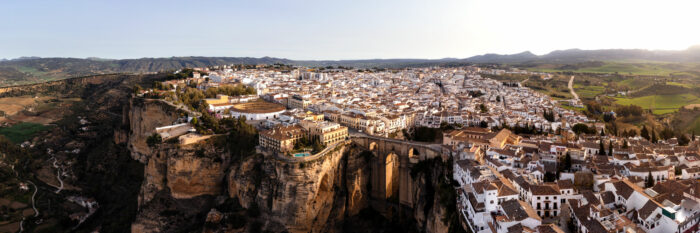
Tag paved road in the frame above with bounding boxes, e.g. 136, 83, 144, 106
568, 75, 579, 101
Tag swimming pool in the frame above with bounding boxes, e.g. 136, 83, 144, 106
293, 152, 311, 157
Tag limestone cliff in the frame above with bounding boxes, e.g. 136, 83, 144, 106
343, 148, 371, 216
227, 143, 372, 233
127, 98, 181, 162
127, 97, 458, 233
411, 158, 458, 233
137, 143, 227, 206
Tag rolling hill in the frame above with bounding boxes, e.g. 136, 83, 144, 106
2, 46, 700, 86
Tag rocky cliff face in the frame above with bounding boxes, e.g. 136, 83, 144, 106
127, 98, 181, 162
131, 142, 226, 233
137, 143, 227, 207
412, 158, 457, 233
227, 143, 371, 233
127, 98, 456, 233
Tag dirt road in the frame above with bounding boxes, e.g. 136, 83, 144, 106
568, 76, 579, 101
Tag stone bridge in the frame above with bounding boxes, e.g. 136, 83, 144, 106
349, 132, 444, 209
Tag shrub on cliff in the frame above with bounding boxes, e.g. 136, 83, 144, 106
146, 133, 162, 148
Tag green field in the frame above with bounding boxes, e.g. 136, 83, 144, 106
615, 93, 700, 115
573, 84, 606, 99
0, 122, 53, 143
560, 103, 586, 112
618, 78, 653, 90
526, 62, 700, 77
575, 63, 677, 76
666, 81, 694, 88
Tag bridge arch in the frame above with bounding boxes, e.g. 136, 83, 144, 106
385, 152, 399, 200
349, 134, 444, 211
408, 147, 419, 159
369, 141, 378, 151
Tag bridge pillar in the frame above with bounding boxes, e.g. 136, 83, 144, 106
399, 164, 414, 206
371, 155, 382, 200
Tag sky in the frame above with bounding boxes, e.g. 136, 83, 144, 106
1, 0, 700, 60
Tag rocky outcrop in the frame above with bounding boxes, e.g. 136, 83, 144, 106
411, 158, 456, 233
127, 97, 456, 232
127, 98, 181, 162
131, 191, 215, 233
167, 152, 226, 199
343, 148, 371, 216
228, 143, 359, 233
138, 142, 227, 206
425, 195, 450, 233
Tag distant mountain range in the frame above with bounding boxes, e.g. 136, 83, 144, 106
2, 46, 700, 86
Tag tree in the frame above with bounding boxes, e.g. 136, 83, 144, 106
573, 124, 594, 135
479, 121, 488, 128
651, 128, 658, 143
678, 133, 690, 146
311, 138, 324, 154
693, 131, 696, 141
543, 109, 555, 122
660, 128, 674, 140
563, 152, 572, 172
221, 116, 258, 160
640, 125, 650, 141
600, 128, 605, 136
585, 101, 603, 115
599, 139, 606, 155
645, 171, 655, 188
146, 133, 162, 148
603, 112, 615, 122
544, 172, 557, 182
479, 104, 488, 113
610, 121, 619, 136
615, 105, 643, 117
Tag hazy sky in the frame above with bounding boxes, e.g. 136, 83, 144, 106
1, 0, 699, 60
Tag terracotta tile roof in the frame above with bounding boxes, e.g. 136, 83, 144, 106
600, 191, 615, 205
530, 184, 559, 196
557, 180, 574, 190
500, 199, 542, 222
637, 200, 659, 220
